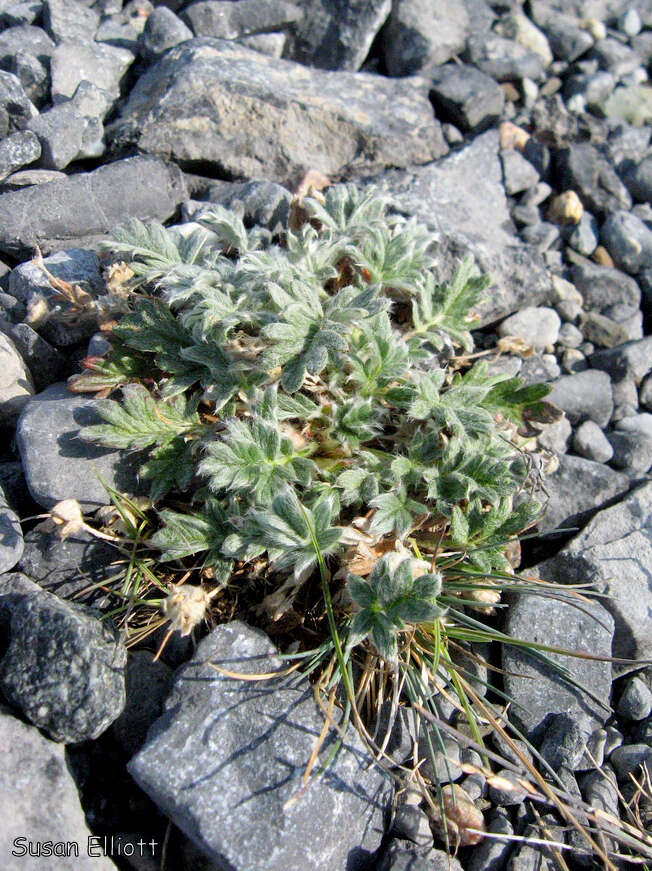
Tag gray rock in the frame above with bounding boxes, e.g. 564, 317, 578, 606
0, 484, 22, 574
95, 12, 146, 54
507, 822, 563, 871
0, 708, 117, 871
0, 0, 42, 27
366, 130, 551, 325
590, 335, 652, 382
601, 209, 652, 275
617, 675, 652, 721
138, 6, 193, 61
4, 48, 49, 106
0, 155, 187, 257
538, 482, 652, 669
467, 810, 512, 871
581, 310, 631, 348
187, 178, 292, 231
0, 69, 35, 139
16, 382, 147, 511
580, 765, 619, 855
43, 0, 99, 43
561, 348, 587, 374
129, 621, 392, 870
70, 79, 113, 121
112, 650, 173, 756
390, 804, 433, 849
430, 63, 505, 133
520, 221, 560, 252
640, 374, 652, 410
543, 16, 593, 62
610, 744, 652, 780
620, 7, 642, 35
568, 210, 599, 256
536, 416, 572, 454
26, 103, 90, 171
592, 37, 641, 78
0, 167, 65, 189
557, 143, 632, 217
382, 0, 469, 75
0, 24, 55, 65
572, 420, 613, 463
616, 412, 652, 439
183, 0, 301, 39
547, 369, 613, 427
0, 330, 33, 426
0, 589, 127, 742
283, 0, 390, 71
378, 843, 463, 871
502, 590, 613, 739
466, 32, 545, 81
489, 768, 529, 805
538, 453, 629, 533
571, 256, 641, 313
418, 730, 462, 783
50, 39, 133, 105
565, 70, 614, 111
109, 38, 446, 186
624, 154, 652, 203
17, 526, 118, 601
557, 322, 583, 348
606, 429, 652, 474
604, 302, 644, 342
498, 306, 560, 350
0, 128, 39, 181
238, 31, 286, 57
539, 712, 587, 770
494, 11, 552, 66
501, 149, 540, 195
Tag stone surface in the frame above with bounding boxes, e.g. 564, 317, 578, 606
16, 382, 147, 511
283, 0, 390, 71
0, 27, 54, 68
430, 63, 505, 133
466, 32, 545, 81
50, 39, 133, 105
112, 650, 173, 756
0, 707, 116, 871
547, 369, 613, 427
26, 102, 89, 170
0, 128, 40, 180
557, 143, 632, 217
617, 675, 652, 721
601, 209, 652, 275
0, 330, 33, 426
382, 0, 469, 75
183, 0, 301, 39
607, 429, 652, 475
0, 484, 22, 574
0, 589, 127, 742
590, 336, 652, 382
366, 131, 551, 325
129, 621, 392, 870
502, 588, 614, 739
498, 306, 560, 350
377, 843, 464, 871
0, 69, 35, 139
539, 453, 629, 533
573, 420, 613, 463
44, 0, 99, 43
625, 154, 652, 203
109, 38, 446, 185
501, 149, 540, 195
1, 321, 65, 391
139, 6, 193, 61
0, 156, 187, 256
186, 178, 292, 231
538, 482, 652, 670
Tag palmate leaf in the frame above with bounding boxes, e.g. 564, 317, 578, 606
107, 219, 182, 282
222, 486, 341, 579
449, 497, 542, 572
348, 555, 444, 660
82, 385, 201, 450
354, 219, 436, 297
150, 499, 233, 582
480, 373, 552, 425
303, 184, 387, 238
347, 313, 409, 398
142, 437, 196, 502
369, 487, 428, 539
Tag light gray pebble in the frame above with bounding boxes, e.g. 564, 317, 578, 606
572, 420, 613, 463
557, 322, 583, 348
617, 676, 652, 721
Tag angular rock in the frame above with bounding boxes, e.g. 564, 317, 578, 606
467, 810, 512, 871
593, 37, 641, 77
430, 63, 505, 132
4, 48, 49, 105
0, 69, 35, 138
382, 0, 469, 75
539, 712, 587, 770
238, 31, 286, 57
547, 369, 613, 427
611, 744, 652, 780
617, 675, 652, 721
50, 39, 133, 105
0, 708, 116, 871
570, 257, 641, 313
0, 128, 39, 181
26, 102, 89, 170
557, 143, 632, 217
0, 155, 187, 257
536, 415, 571, 454
186, 178, 292, 231
378, 843, 464, 871
493, 12, 552, 66
365, 130, 551, 324
501, 149, 540, 194
624, 154, 652, 203
502, 589, 613, 739
0, 24, 55, 65
0, 589, 127, 742
43, 0, 99, 43
590, 336, 652, 382
183, 0, 301, 39
128, 621, 392, 871
567, 209, 598, 256
16, 382, 147, 511
601, 210, 652, 275
109, 38, 446, 184
0, 484, 22, 574
0, 330, 33, 426
0, 0, 42, 27
466, 32, 545, 81
283, 0, 390, 71
607, 429, 652, 475
538, 482, 652, 669
138, 6, 193, 61
538, 453, 629, 533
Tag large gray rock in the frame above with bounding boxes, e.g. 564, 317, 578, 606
382, 0, 469, 75
466, 31, 545, 81
547, 369, 613, 427
537, 482, 652, 671
129, 621, 392, 871
0, 129, 40, 180
16, 382, 146, 511
109, 38, 446, 186
44, 0, 99, 43
0, 707, 117, 871
0, 589, 127, 742
365, 130, 551, 324
50, 39, 133, 106
502, 589, 614, 739
538, 453, 629, 533
0, 484, 22, 574
571, 257, 641, 313
0, 155, 187, 256
283, 0, 391, 71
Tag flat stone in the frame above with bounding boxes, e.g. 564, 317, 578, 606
601, 209, 652, 275
382, 0, 469, 75
43, 0, 99, 43
50, 39, 133, 105
593, 37, 641, 77
283, 0, 390, 71
557, 143, 632, 218
0, 484, 22, 574
570, 256, 641, 313
0, 708, 116, 871
365, 130, 551, 325
547, 369, 613, 426
0, 167, 65, 189
0, 589, 127, 742
466, 31, 545, 81
182, 0, 301, 40
0, 330, 33, 426
502, 588, 613, 740
610, 744, 652, 780
536, 415, 572, 454
430, 63, 505, 133
128, 621, 391, 871
573, 420, 613, 463
538, 453, 629, 533
0, 155, 187, 257
109, 38, 446, 185
538, 482, 652, 670
16, 382, 147, 511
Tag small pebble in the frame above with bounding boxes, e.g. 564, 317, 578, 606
617, 676, 652, 722
573, 420, 613, 463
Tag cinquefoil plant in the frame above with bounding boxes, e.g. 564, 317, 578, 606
73, 184, 549, 661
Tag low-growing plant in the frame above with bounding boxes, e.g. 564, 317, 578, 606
65, 184, 651, 865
